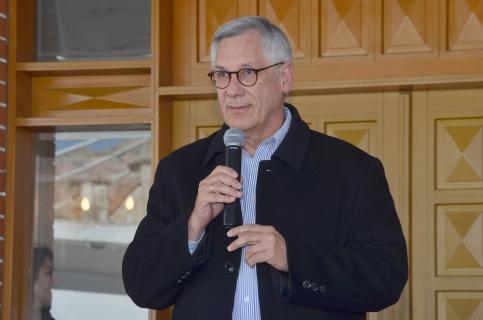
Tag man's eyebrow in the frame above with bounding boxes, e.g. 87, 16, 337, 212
213, 63, 253, 70
213, 65, 225, 70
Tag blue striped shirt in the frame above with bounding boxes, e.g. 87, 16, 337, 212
189, 107, 292, 319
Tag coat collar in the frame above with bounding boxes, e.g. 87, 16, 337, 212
202, 103, 310, 171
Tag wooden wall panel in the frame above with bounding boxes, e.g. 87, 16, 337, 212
436, 118, 483, 189
437, 292, 483, 320
320, 0, 373, 57
437, 204, 483, 276
259, 0, 312, 59
447, 0, 483, 51
383, 0, 434, 54
198, 0, 254, 62
412, 88, 483, 320
325, 121, 377, 155
32, 75, 151, 117
186, 0, 483, 88
198, 0, 238, 63
172, 99, 222, 150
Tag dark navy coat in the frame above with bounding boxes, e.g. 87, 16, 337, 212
122, 104, 408, 320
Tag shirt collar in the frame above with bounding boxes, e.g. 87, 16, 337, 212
265, 106, 291, 151
203, 103, 310, 171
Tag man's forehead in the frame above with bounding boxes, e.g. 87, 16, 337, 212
215, 32, 267, 68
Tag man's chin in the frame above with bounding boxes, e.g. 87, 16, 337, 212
225, 116, 251, 129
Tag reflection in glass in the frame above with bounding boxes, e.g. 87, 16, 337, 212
32, 130, 151, 319
37, 0, 151, 61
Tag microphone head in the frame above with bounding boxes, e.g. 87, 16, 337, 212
223, 128, 246, 147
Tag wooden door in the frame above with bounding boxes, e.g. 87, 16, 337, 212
412, 87, 483, 320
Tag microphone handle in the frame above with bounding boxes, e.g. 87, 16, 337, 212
223, 145, 242, 230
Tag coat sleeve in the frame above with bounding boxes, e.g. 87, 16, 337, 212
122, 158, 210, 309
278, 157, 408, 312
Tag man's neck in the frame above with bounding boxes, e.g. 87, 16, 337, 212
242, 108, 287, 156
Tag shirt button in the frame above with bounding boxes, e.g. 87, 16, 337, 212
302, 280, 311, 289
243, 296, 250, 303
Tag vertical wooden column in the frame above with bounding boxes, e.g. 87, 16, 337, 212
0, 0, 8, 315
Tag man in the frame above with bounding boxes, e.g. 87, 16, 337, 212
122, 16, 408, 320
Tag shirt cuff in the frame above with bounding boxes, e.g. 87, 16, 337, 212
188, 230, 205, 255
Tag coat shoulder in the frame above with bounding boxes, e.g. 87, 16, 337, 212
161, 135, 214, 169
309, 130, 375, 164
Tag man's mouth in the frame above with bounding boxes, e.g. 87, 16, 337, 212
227, 104, 250, 112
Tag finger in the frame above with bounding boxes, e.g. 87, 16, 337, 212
245, 249, 269, 267
211, 165, 239, 179
209, 182, 242, 198
207, 193, 237, 204
227, 232, 260, 252
227, 224, 269, 237
245, 242, 268, 261
245, 243, 288, 271
202, 176, 241, 191
203, 175, 242, 193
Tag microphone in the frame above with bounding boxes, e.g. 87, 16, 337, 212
222, 128, 245, 230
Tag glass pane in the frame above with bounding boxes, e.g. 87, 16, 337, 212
37, 0, 151, 61
32, 130, 151, 320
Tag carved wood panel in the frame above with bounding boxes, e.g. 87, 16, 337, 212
437, 204, 483, 276
438, 292, 483, 320
383, 0, 434, 54
186, 0, 483, 87
412, 88, 483, 320
325, 121, 377, 155
436, 118, 483, 189
259, 0, 312, 59
32, 75, 150, 117
320, 0, 373, 57
447, 0, 483, 51
198, 0, 254, 62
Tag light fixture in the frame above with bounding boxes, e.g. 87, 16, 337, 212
125, 195, 135, 210
81, 197, 91, 211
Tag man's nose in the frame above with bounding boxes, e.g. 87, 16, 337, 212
226, 73, 245, 96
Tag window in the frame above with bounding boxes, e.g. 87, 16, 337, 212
31, 129, 151, 319
37, 0, 151, 61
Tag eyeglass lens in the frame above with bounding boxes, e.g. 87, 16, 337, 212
211, 68, 257, 89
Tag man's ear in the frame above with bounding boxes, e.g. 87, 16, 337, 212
280, 62, 294, 95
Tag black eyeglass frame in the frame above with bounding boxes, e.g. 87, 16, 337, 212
207, 62, 285, 89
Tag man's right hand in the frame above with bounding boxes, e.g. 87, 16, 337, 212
188, 165, 242, 241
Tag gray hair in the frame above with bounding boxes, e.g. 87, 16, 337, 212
210, 16, 292, 66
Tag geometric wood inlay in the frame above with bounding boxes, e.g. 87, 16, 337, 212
436, 119, 483, 189
325, 121, 377, 156
32, 75, 151, 116
320, 0, 370, 57
198, 0, 239, 62
448, 0, 483, 51
259, 0, 311, 59
383, 0, 432, 54
437, 204, 483, 276
438, 292, 483, 320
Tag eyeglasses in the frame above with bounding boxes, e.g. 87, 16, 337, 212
208, 62, 284, 89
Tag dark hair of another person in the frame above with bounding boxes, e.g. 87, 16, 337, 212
33, 246, 54, 280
